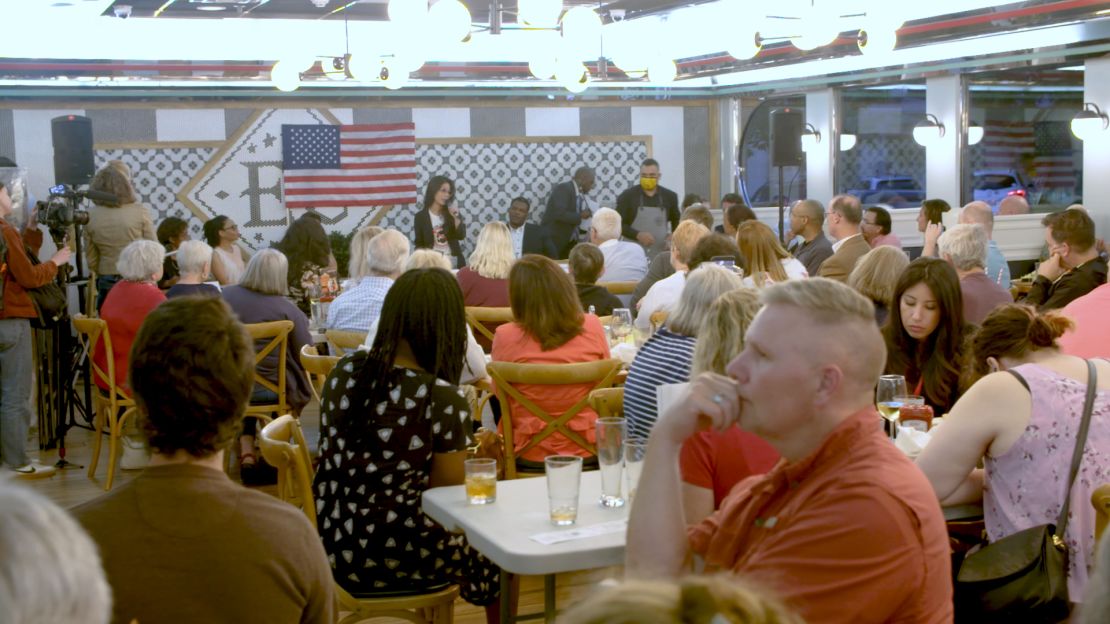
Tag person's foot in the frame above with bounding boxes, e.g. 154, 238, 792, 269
12, 461, 57, 479
120, 436, 151, 470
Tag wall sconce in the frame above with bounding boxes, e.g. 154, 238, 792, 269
800, 123, 821, 153
1071, 103, 1109, 141
912, 114, 945, 147
968, 123, 984, 146
839, 133, 857, 151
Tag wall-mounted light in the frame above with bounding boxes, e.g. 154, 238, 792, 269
912, 114, 945, 147
800, 123, 821, 152
968, 123, 984, 146
1071, 103, 1109, 141
839, 133, 857, 151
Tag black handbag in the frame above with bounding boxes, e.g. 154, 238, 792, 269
954, 359, 1098, 623
24, 246, 67, 328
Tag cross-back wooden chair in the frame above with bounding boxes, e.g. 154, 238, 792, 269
588, 387, 625, 420
243, 320, 292, 424
649, 310, 669, 332
73, 314, 136, 491
598, 281, 637, 296
488, 358, 623, 479
325, 329, 368, 356
299, 344, 340, 405
258, 416, 459, 624
1094, 483, 1110, 545
464, 307, 515, 347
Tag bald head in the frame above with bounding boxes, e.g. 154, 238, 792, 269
959, 201, 994, 236
794, 199, 824, 223
998, 195, 1029, 216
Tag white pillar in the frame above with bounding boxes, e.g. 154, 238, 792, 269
1084, 57, 1110, 238
925, 75, 964, 226
805, 89, 836, 204
717, 98, 741, 199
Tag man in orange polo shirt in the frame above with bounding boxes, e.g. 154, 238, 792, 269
627, 278, 953, 624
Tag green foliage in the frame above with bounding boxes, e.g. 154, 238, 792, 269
329, 230, 354, 279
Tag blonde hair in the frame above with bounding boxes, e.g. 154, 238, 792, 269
467, 221, 515, 279
239, 248, 288, 296
847, 246, 910, 307
691, 289, 762, 375
347, 225, 384, 281
405, 249, 452, 271
672, 221, 711, 266
761, 277, 875, 327
559, 575, 802, 624
736, 221, 790, 283
667, 264, 744, 336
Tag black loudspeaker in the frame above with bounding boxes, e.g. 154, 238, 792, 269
52, 115, 95, 186
770, 108, 804, 167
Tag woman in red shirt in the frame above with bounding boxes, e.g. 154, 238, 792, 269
491, 255, 610, 464
457, 222, 514, 351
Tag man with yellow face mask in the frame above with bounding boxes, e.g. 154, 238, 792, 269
616, 158, 680, 258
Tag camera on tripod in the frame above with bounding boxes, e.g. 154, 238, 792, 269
35, 184, 97, 244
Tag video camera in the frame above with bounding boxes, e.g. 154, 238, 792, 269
34, 184, 106, 242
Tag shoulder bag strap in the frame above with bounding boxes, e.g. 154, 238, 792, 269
1055, 359, 1099, 535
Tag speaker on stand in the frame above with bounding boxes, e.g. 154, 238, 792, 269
51, 115, 95, 187
769, 108, 804, 243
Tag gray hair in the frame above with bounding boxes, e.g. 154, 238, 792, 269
938, 224, 988, 271
348, 225, 384, 281
404, 249, 452, 271
667, 264, 745, 336
240, 248, 288, 296
367, 229, 410, 277
118, 239, 165, 281
176, 239, 213, 276
592, 208, 622, 242
0, 481, 112, 624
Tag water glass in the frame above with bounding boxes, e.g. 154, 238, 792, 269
610, 308, 633, 345
596, 418, 626, 508
545, 455, 583, 526
309, 299, 327, 331
464, 458, 497, 505
876, 374, 907, 438
623, 437, 649, 506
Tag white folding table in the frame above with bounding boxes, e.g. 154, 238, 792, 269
422, 471, 628, 623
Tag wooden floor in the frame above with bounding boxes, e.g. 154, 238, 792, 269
20, 397, 618, 624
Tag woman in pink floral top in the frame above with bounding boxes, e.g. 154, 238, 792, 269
917, 304, 1110, 600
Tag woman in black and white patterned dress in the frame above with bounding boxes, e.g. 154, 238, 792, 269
314, 267, 501, 613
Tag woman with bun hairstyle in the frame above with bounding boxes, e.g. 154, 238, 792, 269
917, 304, 1110, 600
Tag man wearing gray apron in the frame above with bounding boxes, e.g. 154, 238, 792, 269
615, 158, 680, 258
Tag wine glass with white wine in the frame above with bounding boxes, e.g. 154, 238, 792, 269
611, 308, 633, 346
876, 375, 908, 439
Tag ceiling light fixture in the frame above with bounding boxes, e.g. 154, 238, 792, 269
1070, 102, 1109, 141
912, 114, 946, 147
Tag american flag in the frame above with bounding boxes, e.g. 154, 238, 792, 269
978, 120, 1076, 189
281, 123, 417, 208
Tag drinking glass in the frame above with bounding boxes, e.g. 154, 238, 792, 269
595, 418, 626, 508
610, 308, 633, 346
876, 374, 907, 438
892, 395, 925, 439
309, 299, 325, 331
623, 437, 649, 506
464, 458, 497, 505
545, 455, 583, 526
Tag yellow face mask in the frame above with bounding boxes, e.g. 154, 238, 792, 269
640, 177, 658, 192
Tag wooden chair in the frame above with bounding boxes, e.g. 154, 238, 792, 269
300, 344, 340, 405
649, 310, 669, 332
325, 329, 367, 356
464, 307, 515, 345
588, 387, 624, 420
596, 315, 612, 326
258, 416, 459, 624
488, 359, 623, 479
599, 281, 637, 296
243, 320, 293, 424
1094, 483, 1110, 544
73, 315, 136, 491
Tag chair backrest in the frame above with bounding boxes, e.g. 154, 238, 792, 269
649, 310, 669, 332
72, 315, 126, 401
245, 320, 293, 408
588, 387, 624, 420
325, 329, 367, 356
599, 281, 637, 295
300, 344, 341, 404
258, 415, 317, 528
464, 306, 515, 344
488, 358, 622, 479
1094, 483, 1110, 545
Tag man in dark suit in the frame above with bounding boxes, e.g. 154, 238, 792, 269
506, 196, 557, 258
615, 158, 679, 258
542, 167, 596, 259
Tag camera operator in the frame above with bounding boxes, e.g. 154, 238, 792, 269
0, 180, 70, 476
83, 164, 155, 311
0, 157, 47, 260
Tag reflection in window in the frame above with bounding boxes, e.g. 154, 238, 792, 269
837, 86, 926, 209
739, 96, 806, 209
